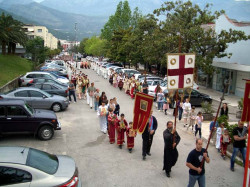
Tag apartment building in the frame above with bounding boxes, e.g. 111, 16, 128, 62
23, 25, 58, 49
212, 14, 250, 97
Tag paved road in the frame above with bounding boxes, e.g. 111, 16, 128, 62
0, 68, 244, 187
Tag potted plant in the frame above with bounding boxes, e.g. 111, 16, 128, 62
201, 101, 214, 121
236, 98, 243, 119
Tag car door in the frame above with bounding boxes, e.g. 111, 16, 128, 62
42, 84, 54, 95
2, 106, 32, 133
14, 90, 32, 106
0, 106, 7, 132
189, 90, 201, 106
29, 90, 48, 109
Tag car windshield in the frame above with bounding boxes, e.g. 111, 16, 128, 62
161, 81, 167, 87
26, 148, 59, 174
24, 104, 33, 114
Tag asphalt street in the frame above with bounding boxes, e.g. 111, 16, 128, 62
0, 68, 244, 187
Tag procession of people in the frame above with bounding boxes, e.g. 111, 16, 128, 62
65, 59, 249, 186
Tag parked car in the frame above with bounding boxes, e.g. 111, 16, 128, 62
20, 72, 69, 86
41, 64, 67, 74
139, 76, 163, 83
0, 146, 81, 186
43, 70, 68, 79
27, 78, 69, 87
148, 81, 167, 98
121, 69, 140, 78
168, 89, 212, 107
0, 99, 61, 140
30, 82, 68, 97
1, 87, 69, 112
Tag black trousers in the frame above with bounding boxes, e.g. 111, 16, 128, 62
142, 132, 154, 156
68, 91, 76, 102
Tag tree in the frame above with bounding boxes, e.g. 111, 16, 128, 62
0, 13, 27, 55
79, 38, 88, 54
154, 0, 250, 78
26, 37, 49, 64
84, 36, 108, 57
101, 0, 132, 41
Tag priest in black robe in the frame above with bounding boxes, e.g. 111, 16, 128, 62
163, 121, 181, 177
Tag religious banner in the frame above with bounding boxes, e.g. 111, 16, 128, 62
167, 53, 195, 90
132, 92, 154, 134
243, 122, 250, 187
241, 80, 250, 122
242, 80, 250, 187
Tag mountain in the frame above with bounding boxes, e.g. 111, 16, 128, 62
40, 0, 164, 17
40, 0, 250, 21
0, 1, 108, 40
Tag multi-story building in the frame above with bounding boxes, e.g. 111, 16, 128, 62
23, 25, 58, 49
212, 14, 250, 97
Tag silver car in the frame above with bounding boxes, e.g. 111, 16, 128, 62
1, 87, 69, 112
0, 146, 81, 187
20, 72, 69, 86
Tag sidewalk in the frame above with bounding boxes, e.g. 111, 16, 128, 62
199, 85, 241, 107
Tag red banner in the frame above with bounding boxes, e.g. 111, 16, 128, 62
132, 92, 154, 134
241, 80, 250, 122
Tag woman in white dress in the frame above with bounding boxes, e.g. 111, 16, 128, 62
216, 123, 225, 152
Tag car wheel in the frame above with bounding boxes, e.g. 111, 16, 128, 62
52, 103, 62, 112
38, 126, 54, 140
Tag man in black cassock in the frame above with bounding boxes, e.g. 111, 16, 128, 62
163, 121, 181, 177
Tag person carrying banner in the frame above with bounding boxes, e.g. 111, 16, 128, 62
163, 121, 181, 177
186, 138, 210, 187
142, 110, 158, 160
116, 113, 128, 149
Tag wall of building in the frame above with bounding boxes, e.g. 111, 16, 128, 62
235, 71, 250, 97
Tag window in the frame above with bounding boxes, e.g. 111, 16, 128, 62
14, 91, 29, 97
42, 74, 52, 79
37, 29, 42, 32
0, 166, 32, 185
7, 106, 27, 116
52, 85, 59, 90
26, 74, 35, 78
34, 84, 42, 89
0, 106, 5, 116
29, 91, 44, 98
43, 84, 52, 90
26, 148, 58, 174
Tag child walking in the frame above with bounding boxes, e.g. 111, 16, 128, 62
195, 112, 203, 138
163, 93, 170, 115
220, 129, 231, 159
126, 122, 137, 153
187, 106, 196, 131
116, 114, 128, 149
216, 123, 225, 152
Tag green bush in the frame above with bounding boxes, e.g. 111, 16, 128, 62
217, 115, 229, 127
227, 124, 238, 143
201, 101, 214, 114
238, 98, 243, 111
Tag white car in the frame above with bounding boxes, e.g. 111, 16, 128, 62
121, 69, 140, 78
20, 72, 69, 86
148, 80, 166, 98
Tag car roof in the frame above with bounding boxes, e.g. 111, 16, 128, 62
26, 71, 52, 75
0, 146, 29, 164
0, 99, 26, 105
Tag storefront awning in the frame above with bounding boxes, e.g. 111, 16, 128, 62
212, 61, 250, 72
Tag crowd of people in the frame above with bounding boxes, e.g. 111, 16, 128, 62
65, 60, 248, 186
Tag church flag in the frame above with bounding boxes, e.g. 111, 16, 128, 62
132, 92, 154, 134
241, 80, 250, 122
167, 53, 195, 90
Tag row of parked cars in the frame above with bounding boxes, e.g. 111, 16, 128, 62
87, 56, 212, 106
0, 59, 82, 186
0, 61, 81, 187
0, 60, 70, 140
